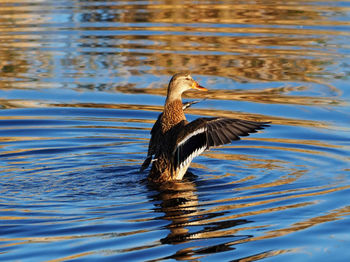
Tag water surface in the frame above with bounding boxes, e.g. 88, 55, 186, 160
0, 1, 350, 261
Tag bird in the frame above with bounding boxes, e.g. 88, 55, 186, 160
140, 72, 269, 183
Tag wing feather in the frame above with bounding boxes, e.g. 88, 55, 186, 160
172, 117, 269, 170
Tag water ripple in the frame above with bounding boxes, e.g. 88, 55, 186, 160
1, 0, 350, 261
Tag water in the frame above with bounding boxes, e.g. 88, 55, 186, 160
0, 0, 349, 261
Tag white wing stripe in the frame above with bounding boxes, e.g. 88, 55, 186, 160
177, 127, 206, 147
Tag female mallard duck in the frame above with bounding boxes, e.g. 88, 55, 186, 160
141, 73, 269, 182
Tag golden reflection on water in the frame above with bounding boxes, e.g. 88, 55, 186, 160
112, 84, 344, 106
0, 99, 332, 131
0, 0, 348, 89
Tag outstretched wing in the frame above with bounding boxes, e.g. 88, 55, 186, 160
173, 117, 269, 170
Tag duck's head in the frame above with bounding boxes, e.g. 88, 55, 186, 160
166, 73, 207, 101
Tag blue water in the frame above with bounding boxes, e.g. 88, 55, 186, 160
0, 1, 350, 261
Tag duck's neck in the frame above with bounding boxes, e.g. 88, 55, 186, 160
161, 99, 185, 133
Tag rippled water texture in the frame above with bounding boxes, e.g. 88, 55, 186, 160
1, 1, 350, 261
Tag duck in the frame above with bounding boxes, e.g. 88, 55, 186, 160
140, 73, 269, 182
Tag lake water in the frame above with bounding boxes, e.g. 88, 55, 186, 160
0, 1, 350, 261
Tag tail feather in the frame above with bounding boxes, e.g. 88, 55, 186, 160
140, 155, 152, 172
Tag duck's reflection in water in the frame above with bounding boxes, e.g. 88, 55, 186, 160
155, 181, 201, 245
148, 174, 253, 260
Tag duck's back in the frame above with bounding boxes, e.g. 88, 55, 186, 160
148, 119, 188, 182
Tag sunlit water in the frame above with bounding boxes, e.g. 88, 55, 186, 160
1, 1, 350, 261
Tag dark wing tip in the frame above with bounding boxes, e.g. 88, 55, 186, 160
206, 118, 270, 148
260, 121, 271, 128
250, 120, 271, 129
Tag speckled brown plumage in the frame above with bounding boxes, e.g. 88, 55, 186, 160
161, 99, 185, 133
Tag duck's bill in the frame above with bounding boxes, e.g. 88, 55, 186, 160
192, 82, 208, 91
